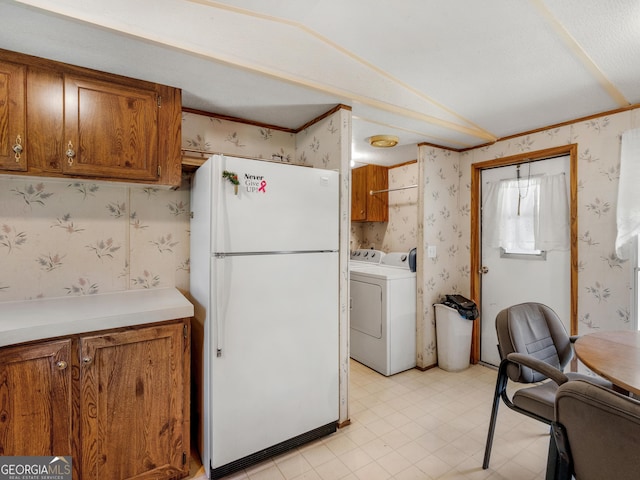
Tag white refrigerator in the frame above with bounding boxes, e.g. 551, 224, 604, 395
190, 154, 340, 479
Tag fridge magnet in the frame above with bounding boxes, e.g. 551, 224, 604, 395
222, 170, 240, 195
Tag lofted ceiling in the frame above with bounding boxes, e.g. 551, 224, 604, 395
1, 0, 639, 167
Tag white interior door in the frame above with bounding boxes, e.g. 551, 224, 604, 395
480, 156, 571, 366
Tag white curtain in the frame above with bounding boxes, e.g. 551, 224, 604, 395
615, 128, 640, 259
483, 172, 569, 251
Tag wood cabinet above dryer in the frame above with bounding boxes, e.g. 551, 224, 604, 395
351, 164, 388, 222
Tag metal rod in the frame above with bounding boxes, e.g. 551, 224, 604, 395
491, 173, 548, 183
369, 184, 418, 195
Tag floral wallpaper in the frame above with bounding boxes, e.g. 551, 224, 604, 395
351, 161, 419, 254
182, 111, 296, 162
416, 108, 640, 368
0, 176, 191, 301
417, 147, 464, 367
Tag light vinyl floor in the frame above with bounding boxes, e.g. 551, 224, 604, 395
187, 359, 549, 480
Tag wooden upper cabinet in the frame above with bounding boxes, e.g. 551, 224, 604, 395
0, 339, 72, 457
79, 321, 189, 480
0, 60, 27, 172
64, 75, 159, 181
351, 164, 388, 222
0, 49, 182, 187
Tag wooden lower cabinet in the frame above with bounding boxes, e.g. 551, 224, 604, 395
0, 319, 190, 480
80, 321, 190, 479
0, 339, 72, 456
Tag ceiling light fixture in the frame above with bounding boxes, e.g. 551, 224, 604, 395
369, 135, 399, 148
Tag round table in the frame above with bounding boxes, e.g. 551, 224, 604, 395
574, 331, 640, 396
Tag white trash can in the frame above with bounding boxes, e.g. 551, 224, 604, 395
434, 303, 474, 372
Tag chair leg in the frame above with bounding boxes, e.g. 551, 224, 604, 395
548, 423, 572, 480
545, 432, 558, 480
482, 388, 501, 469
483, 361, 509, 469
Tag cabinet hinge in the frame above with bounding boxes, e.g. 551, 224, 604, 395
183, 324, 188, 339
157, 165, 161, 177
157, 95, 162, 108
189, 211, 194, 219
183, 451, 187, 465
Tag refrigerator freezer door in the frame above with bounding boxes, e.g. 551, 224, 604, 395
208, 155, 339, 253
210, 251, 339, 469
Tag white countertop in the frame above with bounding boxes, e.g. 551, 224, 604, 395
0, 287, 194, 348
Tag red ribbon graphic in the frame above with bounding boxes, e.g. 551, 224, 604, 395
258, 180, 267, 193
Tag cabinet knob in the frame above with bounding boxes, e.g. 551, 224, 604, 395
12, 135, 23, 162
66, 141, 76, 166
56, 360, 68, 370
82, 356, 92, 365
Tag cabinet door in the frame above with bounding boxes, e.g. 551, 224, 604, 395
80, 321, 189, 480
0, 60, 26, 171
351, 164, 388, 222
366, 165, 388, 222
0, 339, 72, 456
351, 166, 367, 221
27, 66, 65, 172
64, 75, 159, 181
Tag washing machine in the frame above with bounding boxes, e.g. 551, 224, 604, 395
349, 249, 416, 376
349, 248, 385, 266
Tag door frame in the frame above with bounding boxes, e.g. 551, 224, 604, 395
469, 144, 578, 363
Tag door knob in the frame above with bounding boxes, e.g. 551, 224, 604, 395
12, 135, 23, 162
66, 141, 76, 166
480, 266, 489, 274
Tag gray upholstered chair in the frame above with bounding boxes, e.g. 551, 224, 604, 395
551, 380, 640, 480
482, 302, 611, 472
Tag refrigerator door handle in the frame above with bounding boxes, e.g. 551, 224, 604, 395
213, 255, 229, 357
214, 250, 337, 257
213, 155, 228, 357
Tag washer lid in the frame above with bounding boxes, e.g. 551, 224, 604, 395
380, 251, 412, 269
